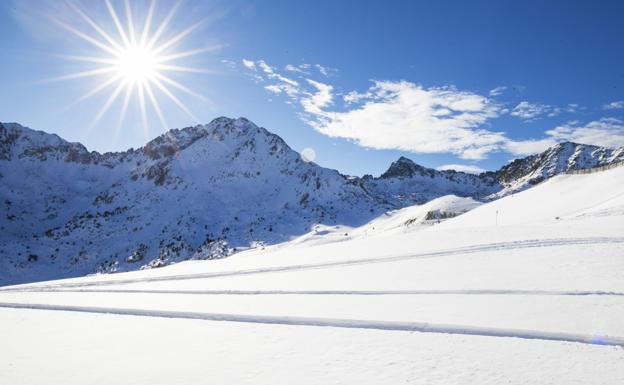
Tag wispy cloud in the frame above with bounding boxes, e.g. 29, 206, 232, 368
220, 59, 237, 69
343, 90, 373, 104
503, 138, 558, 156
314, 64, 336, 77
264, 84, 283, 94
566, 103, 579, 113
436, 164, 486, 174
489, 86, 507, 97
284, 64, 308, 74
284, 63, 336, 77
242, 59, 256, 70
243, 59, 300, 96
545, 118, 624, 148
602, 100, 624, 110
242, 59, 624, 159
301, 79, 333, 114
510, 101, 551, 121
504, 118, 624, 155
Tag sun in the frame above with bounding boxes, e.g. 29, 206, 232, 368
115, 45, 158, 83
53, 0, 212, 136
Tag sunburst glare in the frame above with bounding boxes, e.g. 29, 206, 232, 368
53, 0, 211, 137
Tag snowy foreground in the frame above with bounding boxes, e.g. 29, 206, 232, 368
2, 167, 624, 384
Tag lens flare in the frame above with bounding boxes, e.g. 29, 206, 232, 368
301, 148, 316, 163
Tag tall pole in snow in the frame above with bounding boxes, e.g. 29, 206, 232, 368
496, 210, 498, 226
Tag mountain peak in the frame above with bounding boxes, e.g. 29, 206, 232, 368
140, 117, 272, 160
380, 156, 430, 179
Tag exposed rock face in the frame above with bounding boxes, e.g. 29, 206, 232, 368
1, 118, 622, 285
380, 156, 432, 178
486, 142, 624, 196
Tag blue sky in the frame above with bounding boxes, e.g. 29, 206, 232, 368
0, 0, 623, 176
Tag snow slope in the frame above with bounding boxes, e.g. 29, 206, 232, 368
284, 195, 481, 247
2, 118, 623, 285
1, 165, 623, 384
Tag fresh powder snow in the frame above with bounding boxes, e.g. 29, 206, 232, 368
1, 164, 623, 385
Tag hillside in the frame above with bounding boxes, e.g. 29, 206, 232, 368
1, 118, 623, 284
1, 163, 623, 385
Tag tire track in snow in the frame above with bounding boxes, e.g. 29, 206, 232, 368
21, 288, 624, 296
3, 236, 623, 291
1, 301, 622, 347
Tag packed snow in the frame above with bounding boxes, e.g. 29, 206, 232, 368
1, 163, 624, 384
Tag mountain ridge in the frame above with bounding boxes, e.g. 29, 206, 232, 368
2, 117, 623, 285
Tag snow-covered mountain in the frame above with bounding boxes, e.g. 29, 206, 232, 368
0, 117, 390, 284
487, 141, 624, 197
366, 142, 624, 204
361, 157, 500, 206
1, 117, 623, 285
2, 159, 624, 385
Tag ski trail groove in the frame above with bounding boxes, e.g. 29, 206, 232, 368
0, 301, 622, 347
2, 236, 623, 291
18, 288, 624, 296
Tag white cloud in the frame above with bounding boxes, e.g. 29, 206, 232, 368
436, 164, 486, 174
221, 59, 237, 69
242, 59, 255, 70
315, 64, 329, 76
489, 86, 507, 97
314, 64, 337, 77
511, 101, 579, 120
602, 101, 624, 110
264, 85, 283, 94
284, 63, 336, 77
306, 80, 506, 160
244, 59, 300, 96
566, 103, 579, 113
243, 61, 506, 159
544, 118, 624, 148
504, 138, 558, 156
285, 64, 308, 74
547, 107, 562, 117
301, 79, 333, 114
241, 59, 622, 160
505, 118, 624, 155
256, 61, 299, 87
343, 90, 373, 104
510, 101, 551, 120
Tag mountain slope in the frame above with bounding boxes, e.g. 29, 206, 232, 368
0, 118, 390, 284
1, 118, 623, 285
2, 162, 623, 385
488, 141, 624, 196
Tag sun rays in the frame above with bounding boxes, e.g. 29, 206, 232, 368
53, 0, 210, 138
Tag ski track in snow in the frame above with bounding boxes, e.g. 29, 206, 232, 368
15, 288, 624, 296
2, 236, 623, 291
0, 301, 622, 348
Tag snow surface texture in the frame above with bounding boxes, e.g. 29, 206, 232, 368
1, 166, 624, 384
1, 118, 623, 285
